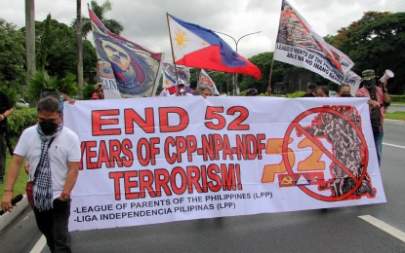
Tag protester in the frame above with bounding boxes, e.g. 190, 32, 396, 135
175, 81, 194, 96
303, 84, 317, 97
315, 85, 329, 97
40, 88, 75, 112
0, 90, 13, 183
377, 79, 391, 111
337, 84, 352, 97
356, 69, 391, 165
199, 87, 213, 98
91, 84, 105, 100
1, 96, 81, 253
246, 88, 259, 96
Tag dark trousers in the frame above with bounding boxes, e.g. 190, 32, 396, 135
0, 133, 6, 182
33, 199, 72, 253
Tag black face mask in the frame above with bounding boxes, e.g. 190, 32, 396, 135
340, 93, 352, 97
39, 120, 59, 136
364, 80, 376, 89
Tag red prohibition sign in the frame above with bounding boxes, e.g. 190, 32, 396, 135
282, 106, 369, 202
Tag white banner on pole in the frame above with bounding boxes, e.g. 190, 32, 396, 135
64, 97, 385, 231
274, 0, 354, 84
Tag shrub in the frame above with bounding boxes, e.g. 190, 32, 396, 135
390, 95, 405, 103
6, 108, 37, 143
287, 91, 306, 98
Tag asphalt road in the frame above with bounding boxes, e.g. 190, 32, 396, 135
387, 104, 405, 113
1, 120, 404, 253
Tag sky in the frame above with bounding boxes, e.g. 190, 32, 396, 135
1, 0, 404, 59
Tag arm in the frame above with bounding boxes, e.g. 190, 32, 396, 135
1, 155, 24, 212
59, 161, 80, 201
0, 108, 13, 122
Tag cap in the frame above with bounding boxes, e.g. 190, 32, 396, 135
362, 69, 376, 81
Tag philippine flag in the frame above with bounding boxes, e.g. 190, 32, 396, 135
168, 14, 262, 80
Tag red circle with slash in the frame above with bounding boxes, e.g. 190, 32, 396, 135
282, 106, 369, 202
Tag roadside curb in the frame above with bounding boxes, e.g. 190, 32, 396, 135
0, 194, 29, 232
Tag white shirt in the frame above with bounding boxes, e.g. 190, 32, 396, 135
14, 125, 81, 199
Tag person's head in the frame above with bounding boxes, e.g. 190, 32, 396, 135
315, 85, 329, 97
246, 88, 259, 96
305, 83, 317, 96
37, 96, 62, 135
338, 84, 352, 97
199, 87, 213, 98
362, 69, 376, 89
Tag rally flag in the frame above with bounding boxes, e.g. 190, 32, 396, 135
274, 0, 354, 84
198, 69, 220, 95
162, 62, 190, 89
90, 9, 162, 98
167, 14, 262, 80
160, 63, 191, 96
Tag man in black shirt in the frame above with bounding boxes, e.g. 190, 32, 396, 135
0, 91, 13, 183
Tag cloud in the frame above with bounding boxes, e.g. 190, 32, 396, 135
0, 0, 405, 57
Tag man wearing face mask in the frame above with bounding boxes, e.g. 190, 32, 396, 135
1, 96, 80, 253
356, 69, 390, 166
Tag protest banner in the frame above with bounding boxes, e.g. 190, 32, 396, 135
64, 97, 385, 231
90, 9, 162, 98
274, 0, 354, 84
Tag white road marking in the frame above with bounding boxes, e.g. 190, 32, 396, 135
383, 142, 405, 150
29, 235, 46, 253
359, 215, 405, 243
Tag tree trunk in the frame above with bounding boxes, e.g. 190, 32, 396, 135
25, 0, 36, 84
76, 0, 84, 98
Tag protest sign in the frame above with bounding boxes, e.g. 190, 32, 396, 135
90, 9, 162, 98
64, 97, 385, 231
274, 0, 354, 84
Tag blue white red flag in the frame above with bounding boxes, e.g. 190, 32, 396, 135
167, 14, 262, 80
90, 9, 162, 98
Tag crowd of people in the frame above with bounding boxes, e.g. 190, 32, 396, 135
0, 68, 393, 253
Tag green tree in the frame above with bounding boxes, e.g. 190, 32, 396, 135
328, 11, 405, 94
79, 0, 123, 37
0, 19, 25, 91
27, 70, 78, 102
31, 16, 97, 82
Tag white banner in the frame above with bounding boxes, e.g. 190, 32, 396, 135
64, 97, 386, 231
274, 0, 354, 84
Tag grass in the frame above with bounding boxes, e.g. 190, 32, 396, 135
0, 155, 28, 199
385, 111, 405, 121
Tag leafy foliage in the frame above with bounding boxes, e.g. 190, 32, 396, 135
0, 19, 25, 91
79, 0, 124, 37
7, 107, 37, 142
27, 70, 78, 102
31, 15, 97, 82
328, 11, 405, 94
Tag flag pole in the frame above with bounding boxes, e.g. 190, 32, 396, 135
267, 0, 285, 96
267, 56, 275, 95
166, 13, 179, 83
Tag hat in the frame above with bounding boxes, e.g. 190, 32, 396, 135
362, 69, 376, 81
